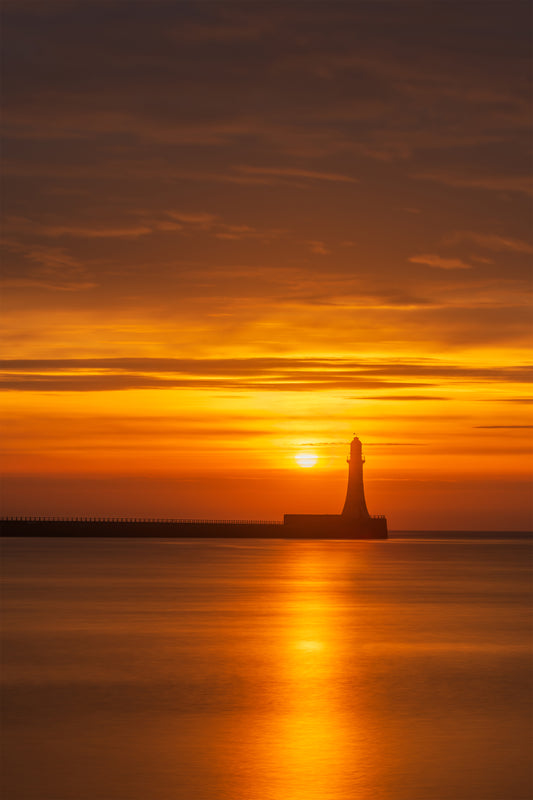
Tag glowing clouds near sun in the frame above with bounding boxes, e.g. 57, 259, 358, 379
295, 453, 318, 469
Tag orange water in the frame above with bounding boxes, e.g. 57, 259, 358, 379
2, 534, 532, 800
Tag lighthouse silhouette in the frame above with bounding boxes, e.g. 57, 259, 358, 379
342, 435, 370, 520
283, 435, 388, 538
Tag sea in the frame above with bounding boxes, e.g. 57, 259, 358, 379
1, 532, 532, 800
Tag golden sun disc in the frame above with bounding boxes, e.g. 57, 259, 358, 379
295, 452, 318, 468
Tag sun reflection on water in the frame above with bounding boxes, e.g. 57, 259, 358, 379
242, 544, 377, 800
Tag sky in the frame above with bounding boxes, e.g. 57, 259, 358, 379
1, 0, 532, 529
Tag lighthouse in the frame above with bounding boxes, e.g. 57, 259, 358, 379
342, 435, 371, 520
283, 434, 387, 538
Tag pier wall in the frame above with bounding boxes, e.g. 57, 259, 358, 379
0, 517, 387, 539
284, 514, 388, 539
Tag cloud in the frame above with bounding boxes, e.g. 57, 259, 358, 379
413, 172, 533, 196
445, 232, 533, 255
1, 357, 530, 393
5, 215, 157, 239
44, 224, 151, 239
214, 224, 283, 242
2, 2, 531, 369
307, 241, 331, 256
173, 16, 273, 44
1, 277, 96, 292
3, 1, 530, 174
2, 210, 282, 249
490, 398, 533, 404
363, 442, 424, 447
0, 375, 425, 392
470, 256, 495, 265
298, 442, 346, 447
359, 395, 450, 401
233, 165, 358, 184
474, 425, 533, 429
409, 254, 473, 270
165, 211, 217, 227
1, 239, 96, 290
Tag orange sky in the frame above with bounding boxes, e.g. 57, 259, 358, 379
1, 1, 532, 529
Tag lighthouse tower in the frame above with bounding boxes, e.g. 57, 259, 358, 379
341, 436, 371, 520
283, 433, 387, 537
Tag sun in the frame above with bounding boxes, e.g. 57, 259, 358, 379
295, 452, 318, 468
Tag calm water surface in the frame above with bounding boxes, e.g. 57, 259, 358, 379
1, 534, 532, 800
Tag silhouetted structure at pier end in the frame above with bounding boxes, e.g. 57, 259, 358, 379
1, 437, 387, 539
284, 436, 387, 538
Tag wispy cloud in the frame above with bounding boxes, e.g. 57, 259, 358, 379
5, 215, 157, 239
1, 239, 96, 290
474, 425, 533, 429
1, 357, 530, 393
233, 165, 359, 184
409, 254, 473, 270
359, 395, 450, 401
307, 240, 331, 256
489, 398, 533, 404
165, 211, 217, 227
445, 231, 533, 255
3, 210, 282, 245
413, 172, 533, 196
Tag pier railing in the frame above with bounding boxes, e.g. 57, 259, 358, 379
1, 516, 283, 525
2, 516, 386, 523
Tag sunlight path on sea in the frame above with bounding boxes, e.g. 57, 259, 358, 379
1, 535, 532, 800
